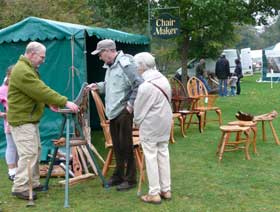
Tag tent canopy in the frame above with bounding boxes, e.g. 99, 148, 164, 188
0, 16, 149, 45
0, 17, 149, 160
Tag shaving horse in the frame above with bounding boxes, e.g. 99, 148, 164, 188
43, 82, 108, 208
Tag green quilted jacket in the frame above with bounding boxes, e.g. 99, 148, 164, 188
7, 55, 67, 126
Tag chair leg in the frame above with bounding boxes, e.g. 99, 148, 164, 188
268, 120, 280, 145
169, 119, 175, 144
219, 132, 229, 161
216, 132, 225, 155
198, 112, 204, 133
203, 111, 207, 128
134, 147, 142, 170
244, 130, 251, 160
261, 120, 266, 141
134, 147, 145, 182
216, 109, 222, 125
102, 149, 113, 176
251, 126, 258, 154
178, 115, 186, 137
186, 114, 194, 129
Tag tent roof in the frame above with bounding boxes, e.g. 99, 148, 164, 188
0, 16, 149, 45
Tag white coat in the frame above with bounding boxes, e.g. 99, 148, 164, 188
134, 68, 172, 142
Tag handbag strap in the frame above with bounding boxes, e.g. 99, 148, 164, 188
148, 81, 170, 102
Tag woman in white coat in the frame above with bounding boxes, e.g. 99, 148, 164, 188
133, 52, 172, 204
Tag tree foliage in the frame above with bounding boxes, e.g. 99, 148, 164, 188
235, 15, 280, 50
0, 0, 94, 28
0, 0, 279, 79
91, 0, 280, 81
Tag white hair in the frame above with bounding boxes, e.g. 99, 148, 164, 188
25, 41, 46, 54
134, 52, 156, 71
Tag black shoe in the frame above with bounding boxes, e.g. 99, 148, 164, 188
12, 190, 37, 200
8, 174, 15, 182
116, 181, 136, 191
106, 177, 123, 187
33, 184, 45, 192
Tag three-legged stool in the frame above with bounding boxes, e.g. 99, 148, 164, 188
254, 112, 280, 145
228, 120, 258, 155
216, 125, 251, 161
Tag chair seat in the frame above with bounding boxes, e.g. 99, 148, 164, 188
195, 106, 220, 111
173, 113, 182, 118
228, 120, 256, 127
220, 125, 250, 132
179, 110, 199, 115
217, 125, 252, 161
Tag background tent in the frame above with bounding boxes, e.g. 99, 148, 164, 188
0, 17, 149, 160
261, 49, 280, 82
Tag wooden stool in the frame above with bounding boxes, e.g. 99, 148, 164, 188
254, 111, 280, 145
216, 125, 251, 161
228, 120, 258, 154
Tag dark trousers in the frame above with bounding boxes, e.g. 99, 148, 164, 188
236, 79, 241, 95
109, 109, 136, 184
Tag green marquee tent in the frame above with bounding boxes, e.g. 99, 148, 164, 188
0, 16, 150, 160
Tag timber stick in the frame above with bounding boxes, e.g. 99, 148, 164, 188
59, 173, 95, 186
81, 146, 98, 175
77, 146, 89, 174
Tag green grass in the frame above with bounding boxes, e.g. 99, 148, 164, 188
1, 73, 280, 212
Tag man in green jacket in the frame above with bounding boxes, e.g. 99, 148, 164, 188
7, 41, 79, 200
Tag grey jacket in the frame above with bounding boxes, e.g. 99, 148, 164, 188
97, 51, 143, 120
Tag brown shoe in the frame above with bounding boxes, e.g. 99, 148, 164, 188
140, 194, 161, 204
160, 191, 171, 200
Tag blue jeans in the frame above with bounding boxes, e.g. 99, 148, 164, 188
230, 86, 236, 96
218, 79, 228, 96
198, 75, 211, 92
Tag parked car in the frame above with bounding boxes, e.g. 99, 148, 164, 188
175, 58, 216, 78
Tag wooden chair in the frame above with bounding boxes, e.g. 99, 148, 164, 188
91, 90, 143, 177
169, 77, 204, 141
187, 76, 222, 128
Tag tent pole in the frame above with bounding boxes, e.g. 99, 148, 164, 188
71, 36, 75, 100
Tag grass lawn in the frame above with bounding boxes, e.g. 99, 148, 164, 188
1, 73, 280, 212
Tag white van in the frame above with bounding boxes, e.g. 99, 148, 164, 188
222, 49, 239, 73
240, 48, 253, 75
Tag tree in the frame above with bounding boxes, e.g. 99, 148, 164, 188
0, 0, 94, 28
91, 0, 280, 84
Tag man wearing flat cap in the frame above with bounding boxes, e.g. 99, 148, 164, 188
87, 39, 143, 191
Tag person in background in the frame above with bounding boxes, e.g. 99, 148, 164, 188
174, 68, 182, 81
87, 39, 143, 191
8, 41, 79, 200
234, 58, 243, 95
215, 53, 230, 96
195, 58, 211, 91
0, 65, 18, 181
229, 73, 238, 96
133, 52, 172, 204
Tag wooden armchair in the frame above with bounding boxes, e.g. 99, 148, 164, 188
169, 77, 204, 142
187, 76, 222, 128
90, 90, 143, 177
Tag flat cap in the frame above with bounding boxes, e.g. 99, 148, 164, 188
91, 39, 116, 55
